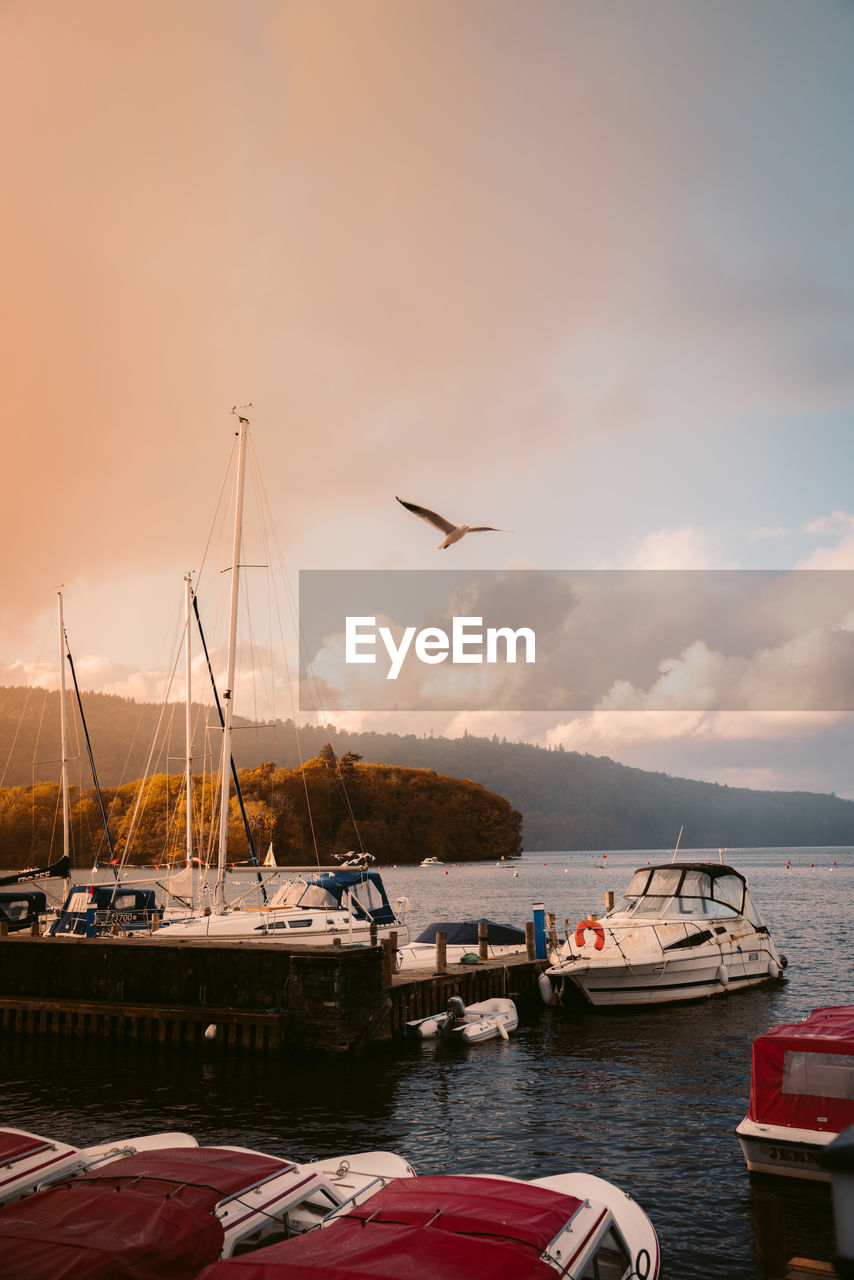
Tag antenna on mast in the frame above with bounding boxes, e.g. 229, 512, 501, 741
231, 403, 252, 426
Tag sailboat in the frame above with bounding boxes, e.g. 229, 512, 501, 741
145, 413, 409, 947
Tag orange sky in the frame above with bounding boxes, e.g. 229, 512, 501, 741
3, 0, 854, 796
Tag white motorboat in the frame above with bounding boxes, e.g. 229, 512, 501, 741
193, 1168, 660, 1280
736, 1005, 854, 1181
420, 856, 443, 866
0, 1128, 198, 1206
0, 1141, 415, 1277
406, 995, 519, 1042
396, 918, 526, 970
544, 861, 787, 1008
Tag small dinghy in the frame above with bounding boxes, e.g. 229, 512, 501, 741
406, 995, 518, 1042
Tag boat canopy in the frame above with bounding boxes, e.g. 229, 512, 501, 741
268, 871, 397, 924
0, 1146, 288, 1280
415, 920, 526, 945
50, 885, 162, 936
193, 1175, 586, 1280
0, 890, 47, 931
747, 1006, 854, 1133
616, 862, 767, 925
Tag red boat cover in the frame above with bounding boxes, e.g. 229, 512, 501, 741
748, 1005, 854, 1132
0, 1145, 291, 1280
196, 1176, 585, 1280
0, 1130, 54, 1163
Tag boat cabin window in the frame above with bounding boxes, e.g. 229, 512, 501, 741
0, 900, 28, 921
580, 1224, 632, 1279
109, 892, 143, 911
712, 874, 744, 912
783, 1051, 854, 1100
350, 879, 385, 919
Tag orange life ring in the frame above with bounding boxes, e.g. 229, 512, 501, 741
575, 918, 605, 950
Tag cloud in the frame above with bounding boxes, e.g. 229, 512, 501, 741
624, 527, 731, 570
798, 511, 854, 569
748, 525, 787, 542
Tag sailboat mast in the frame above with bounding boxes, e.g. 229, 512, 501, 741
215, 415, 248, 911
57, 590, 71, 865
184, 572, 194, 868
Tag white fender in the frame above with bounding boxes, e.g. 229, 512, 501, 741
717, 963, 729, 987
767, 957, 781, 979
538, 973, 555, 1005
497, 1020, 510, 1040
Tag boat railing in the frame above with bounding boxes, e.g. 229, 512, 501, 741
319, 1174, 389, 1223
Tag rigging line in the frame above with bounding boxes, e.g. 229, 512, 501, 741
64, 634, 117, 874
192, 595, 266, 898
115, 643, 183, 879
248, 438, 322, 865
192, 432, 238, 607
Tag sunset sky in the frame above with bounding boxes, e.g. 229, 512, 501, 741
3, 0, 854, 799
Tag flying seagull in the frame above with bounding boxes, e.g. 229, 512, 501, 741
396, 496, 507, 549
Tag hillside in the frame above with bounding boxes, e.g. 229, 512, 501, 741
2, 685, 853, 851
0, 748, 522, 871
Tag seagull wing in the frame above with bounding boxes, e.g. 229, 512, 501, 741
468, 526, 507, 533
396, 497, 456, 535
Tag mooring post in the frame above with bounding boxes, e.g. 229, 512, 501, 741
380, 938, 395, 986
525, 920, 536, 960
532, 902, 546, 959
435, 930, 447, 974
478, 919, 488, 960
605, 891, 615, 912
546, 912, 558, 951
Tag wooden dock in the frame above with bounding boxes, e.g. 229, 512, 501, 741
0, 933, 548, 1055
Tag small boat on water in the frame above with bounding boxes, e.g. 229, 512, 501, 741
194, 1169, 660, 1280
396, 918, 527, 970
0, 1142, 415, 1278
420, 856, 443, 866
736, 1005, 854, 1182
0, 1128, 198, 1206
406, 995, 519, 1042
544, 861, 787, 1008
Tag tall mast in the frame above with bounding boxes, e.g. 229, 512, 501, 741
215, 414, 248, 911
57, 590, 71, 864
184, 572, 194, 868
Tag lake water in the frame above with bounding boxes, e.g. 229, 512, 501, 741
2, 847, 851, 1278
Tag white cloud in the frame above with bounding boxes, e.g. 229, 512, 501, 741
748, 525, 787, 542
798, 510, 854, 569
624, 527, 732, 570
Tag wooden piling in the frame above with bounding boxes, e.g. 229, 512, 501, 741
435, 931, 447, 973
525, 921, 535, 960
478, 920, 488, 960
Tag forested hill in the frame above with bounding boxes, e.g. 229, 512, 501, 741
2, 685, 853, 850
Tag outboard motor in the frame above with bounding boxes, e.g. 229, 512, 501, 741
439, 996, 467, 1038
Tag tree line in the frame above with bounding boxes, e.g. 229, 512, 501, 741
0, 745, 522, 872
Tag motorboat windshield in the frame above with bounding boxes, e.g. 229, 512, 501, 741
266, 871, 397, 924
612, 863, 763, 924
